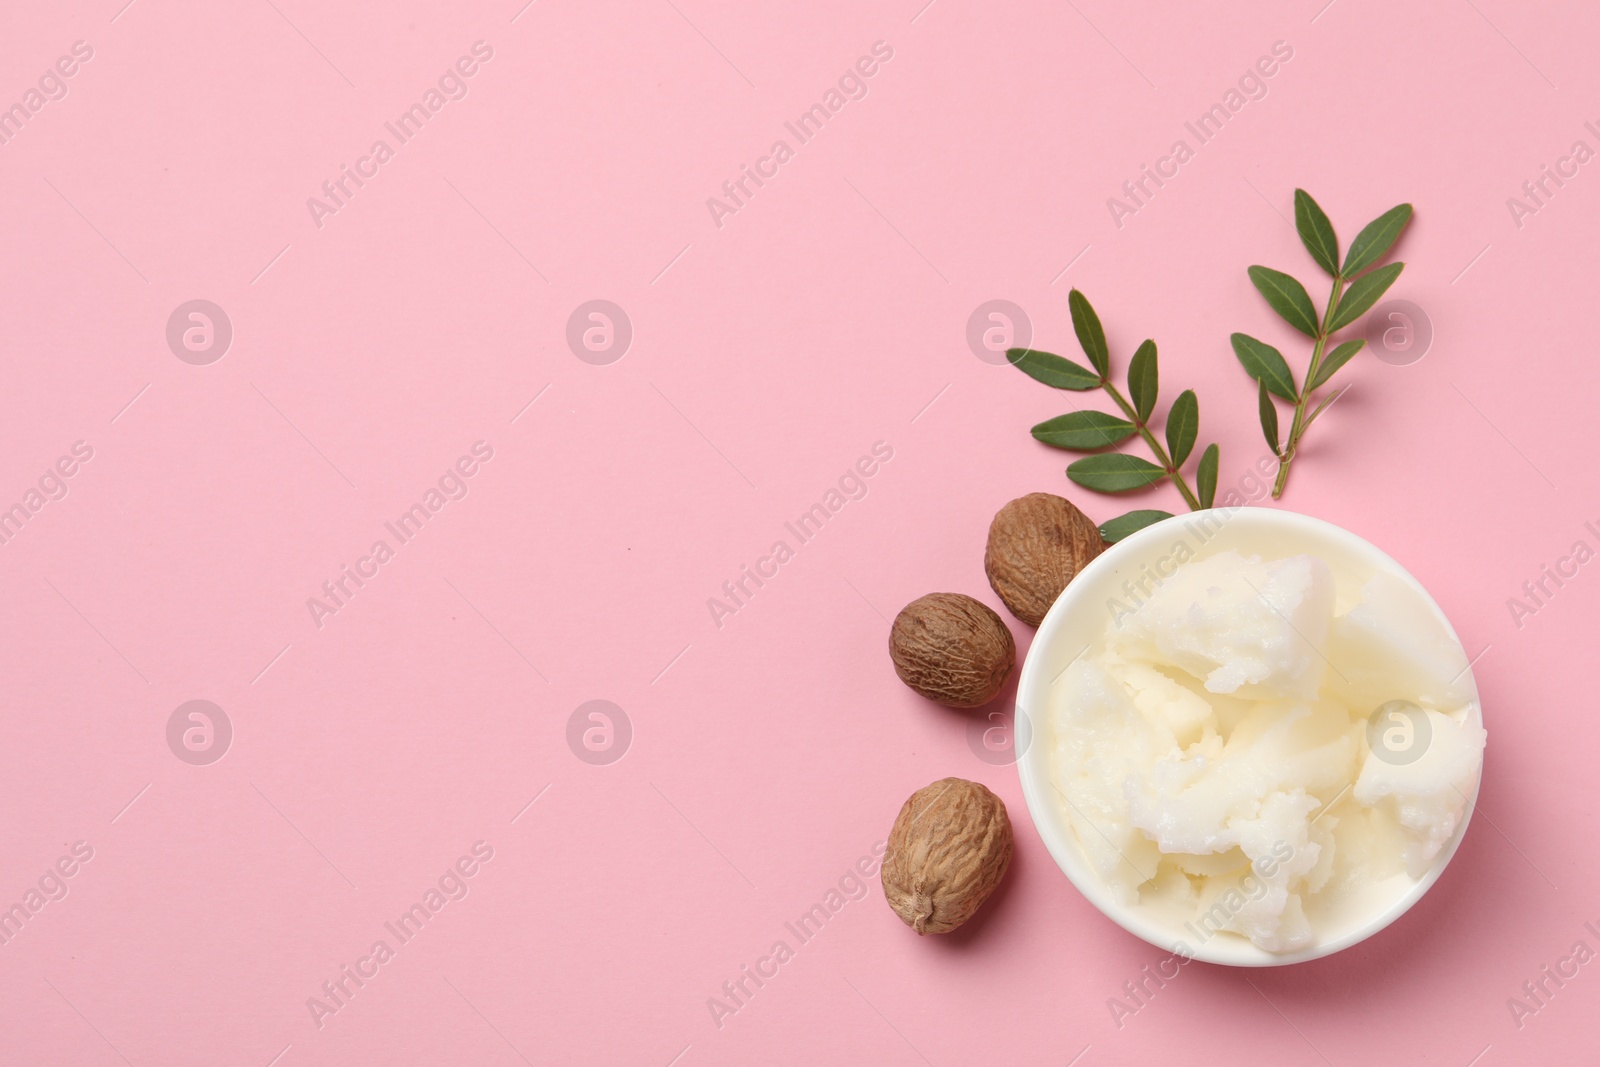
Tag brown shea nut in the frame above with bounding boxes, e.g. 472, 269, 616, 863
888, 593, 1015, 708
882, 777, 1014, 934
985, 492, 1106, 627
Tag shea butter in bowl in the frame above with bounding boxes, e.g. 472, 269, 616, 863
1015, 508, 1485, 966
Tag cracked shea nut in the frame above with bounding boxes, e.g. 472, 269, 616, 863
882, 777, 1014, 934
985, 492, 1106, 627
889, 593, 1015, 708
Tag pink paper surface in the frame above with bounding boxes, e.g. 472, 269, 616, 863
0, 1, 1592, 1064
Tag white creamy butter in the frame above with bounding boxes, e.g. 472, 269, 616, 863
1050, 550, 1485, 953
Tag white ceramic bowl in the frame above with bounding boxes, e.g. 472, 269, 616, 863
1014, 507, 1484, 966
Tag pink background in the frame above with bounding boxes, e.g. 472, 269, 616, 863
0, 0, 1593, 1063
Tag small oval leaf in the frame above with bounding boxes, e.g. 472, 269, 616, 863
1128, 340, 1158, 422
1230, 333, 1297, 401
1165, 389, 1198, 467
1100, 510, 1175, 543
1031, 410, 1137, 450
1259, 378, 1280, 455
1068, 289, 1111, 377
1248, 265, 1320, 337
1327, 262, 1403, 333
1067, 453, 1168, 493
1294, 190, 1339, 277
1342, 203, 1413, 276
1006, 347, 1101, 390
1197, 443, 1219, 508
1309, 339, 1365, 391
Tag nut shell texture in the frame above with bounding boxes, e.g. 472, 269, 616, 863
985, 493, 1106, 627
882, 778, 1014, 934
889, 593, 1015, 708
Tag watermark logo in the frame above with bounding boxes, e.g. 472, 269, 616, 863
167, 700, 232, 765
567, 700, 632, 765
306, 42, 495, 230
705, 41, 895, 229
1507, 522, 1599, 630
1365, 699, 1431, 765
0, 842, 94, 949
1107, 40, 1294, 229
166, 300, 232, 365
967, 705, 1032, 766
1105, 508, 1241, 624
306, 841, 495, 1029
0, 40, 94, 150
306, 441, 496, 630
707, 442, 893, 630
965, 300, 1031, 366
1508, 920, 1600, 1029
566, 300, 632, 365
1365, 299, 1432, 366
706, 842, 887, 1030
0, 440, 93, 548
1110, 840, 1295, 1028
1507, 122, 1600, 231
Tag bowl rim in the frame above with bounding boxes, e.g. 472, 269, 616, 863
1014, 505, 1484, 967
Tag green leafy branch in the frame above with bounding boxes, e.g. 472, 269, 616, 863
1233, 190, 1412, 499
1007, 289, 1220, 543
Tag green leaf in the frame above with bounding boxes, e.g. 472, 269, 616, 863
1128, 340, 1158, 422
1342, 203, 1413, 276
1197, 443, 1219, 508
1165, 389, 1198, 467
1006, 348, 1101, 390
1230, 333, 1297, 401
1068, 289, 1110, 378
1306, 385, 1348, 428
1248, 265, 1319, 337
1067, 453, 1167, 492
1309, 339, 1365, 391
1294, 190, 1339, 277
1031, 410, 1137, 450
1259, 379, 1279, 456
1100, 510, 1174, 543
1327, 262, 1403, 333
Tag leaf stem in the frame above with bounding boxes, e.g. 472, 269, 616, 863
1100, 378, 1203, 510
1271, 274, 1345, 499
